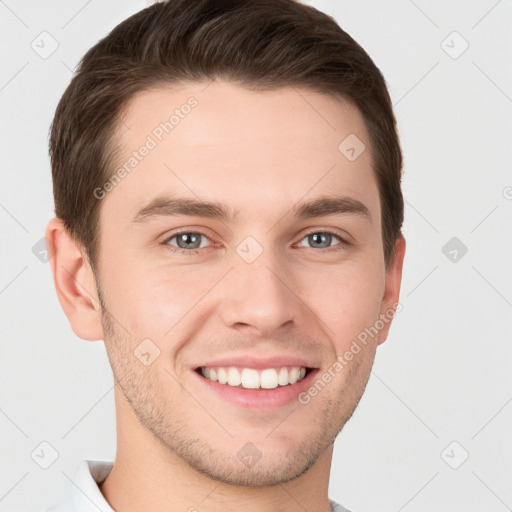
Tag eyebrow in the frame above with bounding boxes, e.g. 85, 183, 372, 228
131, 194, 371, 224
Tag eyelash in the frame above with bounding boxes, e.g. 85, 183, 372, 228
161, 229, 349, 256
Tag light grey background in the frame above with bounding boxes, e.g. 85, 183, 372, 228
1, 1, 511, 511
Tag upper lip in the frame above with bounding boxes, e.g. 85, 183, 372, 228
194, 355, 319, 370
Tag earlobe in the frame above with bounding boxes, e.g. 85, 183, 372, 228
45, 217, 104, 341
376, 233, 406, 345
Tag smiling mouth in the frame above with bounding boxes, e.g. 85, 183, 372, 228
195, 365, 314, 390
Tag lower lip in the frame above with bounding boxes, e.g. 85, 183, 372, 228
192, 368, 320, 410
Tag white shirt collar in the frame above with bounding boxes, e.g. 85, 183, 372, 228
46, 459, 350, 512
46, 460, 114, 512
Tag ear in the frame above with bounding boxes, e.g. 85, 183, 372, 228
375, 233, 406, 345
45, 217, 104, 341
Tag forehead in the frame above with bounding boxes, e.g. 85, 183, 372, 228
116, 80, 369, 153
103, 79, 379, 227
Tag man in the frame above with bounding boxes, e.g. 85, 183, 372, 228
44, 0, 405, 510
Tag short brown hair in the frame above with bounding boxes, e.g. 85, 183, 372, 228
49, 0, 403, 271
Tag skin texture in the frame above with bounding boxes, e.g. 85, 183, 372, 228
46, 79, 406, 512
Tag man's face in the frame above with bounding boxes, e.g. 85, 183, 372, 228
93, 80, 402, 486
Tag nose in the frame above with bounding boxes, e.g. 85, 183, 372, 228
218, 249, 301, 336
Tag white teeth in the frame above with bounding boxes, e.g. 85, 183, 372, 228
199, 365, 308, 389
260, 369, 278, 389
217, 367, 228, 384
241, 368, 260, 389
278, 367, 289, 386
227, 367, 241, 386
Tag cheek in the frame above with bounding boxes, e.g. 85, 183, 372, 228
302, 262, 384, 346
97, 249, 161, 337
104, 262, 216, 340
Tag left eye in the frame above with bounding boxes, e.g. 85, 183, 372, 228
297, 232, 343, 249
165, 232, 211, 250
